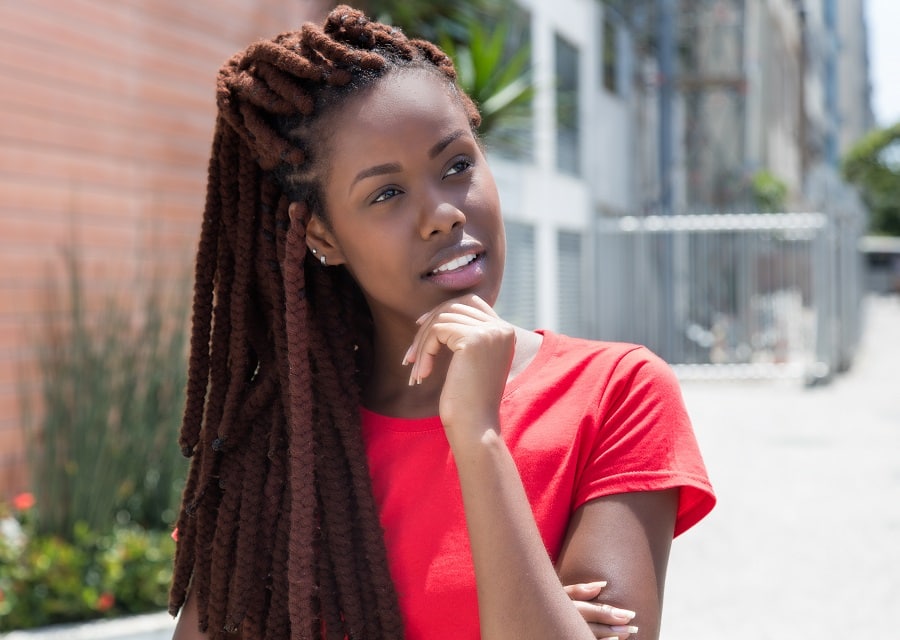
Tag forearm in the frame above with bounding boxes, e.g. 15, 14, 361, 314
451, 427, 596, 640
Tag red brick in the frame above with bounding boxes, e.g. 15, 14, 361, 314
0, 0, 328, 494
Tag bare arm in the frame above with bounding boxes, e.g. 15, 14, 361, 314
407, 296, 648, 639
455, 451, 677, 640
557, 490, 679, 640
172, 590, 224, 640
451, 424, 604, 639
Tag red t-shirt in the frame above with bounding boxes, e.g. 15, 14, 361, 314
361, 331, 715, 640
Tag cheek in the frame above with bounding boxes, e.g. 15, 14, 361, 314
338, 231, 407, 288
466, 180, 503, 236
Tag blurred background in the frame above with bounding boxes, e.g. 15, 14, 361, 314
0, 0, 897, 637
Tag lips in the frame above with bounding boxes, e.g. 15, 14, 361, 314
429, 252, 477, 275
422, 243, 486, 291
423, 241, 484, 278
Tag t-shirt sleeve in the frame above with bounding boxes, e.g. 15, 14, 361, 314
573, 346, 716, 537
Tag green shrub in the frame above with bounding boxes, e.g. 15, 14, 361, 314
21, 248, 190, 538
751, 169, 789, 212
0, 495, 174, 631
842, 120, 900, 235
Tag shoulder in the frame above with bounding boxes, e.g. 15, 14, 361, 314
530, 330, 675, 393
503, 331, 684, 437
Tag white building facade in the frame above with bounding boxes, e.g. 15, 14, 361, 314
492, 0, 637, 335
491, 0, 873, 339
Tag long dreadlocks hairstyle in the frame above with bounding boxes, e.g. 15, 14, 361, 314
169, 5, 481, 639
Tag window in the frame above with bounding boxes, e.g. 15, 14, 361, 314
557, 230, 585, 337
486, 5, 534, 160
496, 220, 536, 329
555, 34, 581, 176
602, 13, 619, 94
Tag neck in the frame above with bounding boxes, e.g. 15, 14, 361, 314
361, 325, 449, 418
361, 325, 542, 419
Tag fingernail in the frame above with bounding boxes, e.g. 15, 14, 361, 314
610, 608, 635, 622
600, 637, 620, 640
610, 625, 638, 634
402, 346, 413, 366
589, 580, 609, 589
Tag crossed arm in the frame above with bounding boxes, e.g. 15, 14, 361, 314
173, 489, 677, 640
175, 295, 682, 640
450, 421, 677, 640
557, 490, 679, 639
406, 295, 680, 640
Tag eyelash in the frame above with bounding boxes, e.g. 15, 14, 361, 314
372, 187, 402, 203
369, 156, 474, 204
444, 157, 473, 177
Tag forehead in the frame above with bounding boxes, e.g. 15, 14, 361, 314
327, 69, 472, 159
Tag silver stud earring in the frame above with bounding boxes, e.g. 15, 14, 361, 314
310, 247, 317, 255
320, 255, 327, 266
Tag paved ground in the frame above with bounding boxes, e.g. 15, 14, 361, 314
664, 294, 900, 639
7, 296, 898, 640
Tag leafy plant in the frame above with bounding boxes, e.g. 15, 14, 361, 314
356, 0, 534, 153
21, 248, 190, 539
842, 121, 900, 235
750, 169, 789, 213
438, 17, 534, 143
0, 494, 174, 631
358, 0, 506, 44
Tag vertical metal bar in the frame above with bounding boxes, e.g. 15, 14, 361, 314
657, 0, 677, 360
823, 0, 839, 168
657, 0, 675, 214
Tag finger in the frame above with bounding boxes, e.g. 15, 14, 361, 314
563, 581, 607, 601
409, 318, 481, 384
405, 303, 494, 365
472, 295, 499, 317
416, 295, 494, 322
605, 626, 639, 639
579, 618, 638, 640
574, 611, 638, 639
575, 601, 636, 626
587, 625, 630, 640
405, 305, 498, 383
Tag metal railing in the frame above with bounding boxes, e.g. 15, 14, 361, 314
592, 211, 864, 382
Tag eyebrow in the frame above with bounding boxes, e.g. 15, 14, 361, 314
351, 162, 402, 190
428, 129, 466, 159
349, 129, 468, 191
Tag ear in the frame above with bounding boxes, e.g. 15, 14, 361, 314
290, 202, 346, 266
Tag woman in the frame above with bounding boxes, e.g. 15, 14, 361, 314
170, 6, 715, 639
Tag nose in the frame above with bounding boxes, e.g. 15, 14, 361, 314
419, 196, 466, 239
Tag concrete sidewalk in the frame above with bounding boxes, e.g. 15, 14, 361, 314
1, 611, 175, 640
664, 294, 900, 639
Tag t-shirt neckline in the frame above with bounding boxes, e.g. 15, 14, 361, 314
360, 329, 556, 432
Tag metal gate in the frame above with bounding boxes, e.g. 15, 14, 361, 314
593, 212, 863, 382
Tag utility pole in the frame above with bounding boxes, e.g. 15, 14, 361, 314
658, 0, 676, 215
823, 0, 839, 167
657, 0, 677, 359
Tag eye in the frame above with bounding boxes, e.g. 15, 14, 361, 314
444, 157, 473, 178
372, 187, 403, 203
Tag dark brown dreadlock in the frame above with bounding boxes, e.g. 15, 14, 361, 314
169, 6, 481, 639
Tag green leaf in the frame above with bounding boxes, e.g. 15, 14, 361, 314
842, 121, 900, 235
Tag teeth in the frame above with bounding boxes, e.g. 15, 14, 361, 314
432, 253, 476, 274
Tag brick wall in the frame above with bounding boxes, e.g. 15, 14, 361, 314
0, 0, 326, 497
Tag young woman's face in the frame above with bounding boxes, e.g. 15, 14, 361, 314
314, 69, 505, 330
